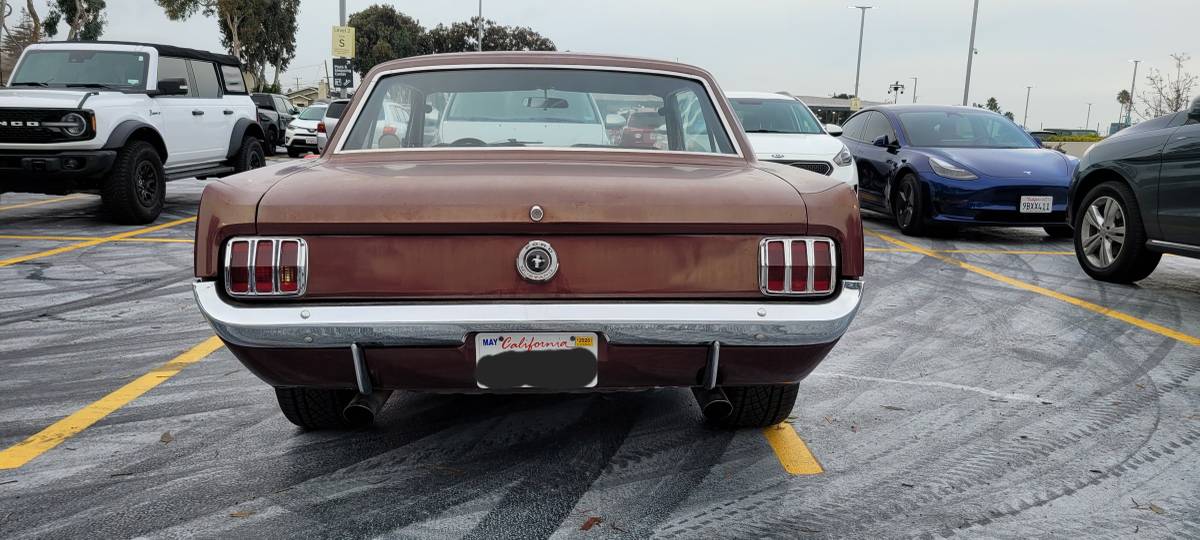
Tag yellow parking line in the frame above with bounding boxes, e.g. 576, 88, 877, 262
866, 228, 1200, 346
0, 216, 196, 268
0, 234, 193, 244
0, 194, 88, 212
0, 336, 224, 470
763, 423, 823, 475
864, 247, 1073, 255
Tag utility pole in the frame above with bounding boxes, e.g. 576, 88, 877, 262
477, 0, 483, 52
0, 0, 9, 85
1085, 102, 1093, 130
910, 76, 918, 103
338, 0, 347, 98
962, 0, 980, 106
1126, 59, 1140, 126
1022, 85, 1031, 128
851, 6, 872, 100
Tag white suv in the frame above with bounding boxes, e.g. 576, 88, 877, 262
1, 41, 267, 223
727, 91, 858, 190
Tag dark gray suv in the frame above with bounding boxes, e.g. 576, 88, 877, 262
1068, 96, 1200, 282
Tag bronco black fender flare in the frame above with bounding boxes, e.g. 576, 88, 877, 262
102, 120, 168, 162
227, 119, 266, 159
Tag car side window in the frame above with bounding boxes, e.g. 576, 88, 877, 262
674, 90, 716, 153
274, 96, 291, 114
156, 56, 194, 97
188, 60, 220, 98
841, 113, 868, 141
220, 65, 247, 94
862, 112, 896, 144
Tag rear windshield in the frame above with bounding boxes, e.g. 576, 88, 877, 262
339, 68, 735, 154
10, 50, 149, 90
251, 94, 274, 108
298, 106, 326, 120
325, 101, 349, 118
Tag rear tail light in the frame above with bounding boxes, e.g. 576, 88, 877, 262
316, 121, 326, 134
225, 238, 307, 296
759, 237, 837, 296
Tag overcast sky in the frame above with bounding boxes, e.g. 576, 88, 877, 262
25, 0, 1200, 130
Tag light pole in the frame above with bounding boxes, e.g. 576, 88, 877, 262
887, 81, 905, 104
477, 0, 484, 52
850, 6, 872, 99
1085, 102, 1093, 130
910, 76, 918, 103
962, 0, 980, 105
1022, 85, 1031, 128
1125, 59, 1140, 125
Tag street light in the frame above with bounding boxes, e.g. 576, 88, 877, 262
1085, 102, 1093, 130
962, 0, 981, 105
1022, 85, 1032, 128
477, 0, 484, 52
1126, 59, 1141, 125
910, 76, 918, 103
850, 6, 872, 100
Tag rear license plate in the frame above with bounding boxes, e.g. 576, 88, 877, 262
1019, 196, 1053, 213
475, 332, 598, 389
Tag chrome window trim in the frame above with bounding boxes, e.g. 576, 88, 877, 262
332, 63, 745, 159
758, 237, 837, 296
224, 237, 308, 297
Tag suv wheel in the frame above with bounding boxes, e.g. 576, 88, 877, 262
233, 136, 266, 173
1073, 180, 1161, 283
275, 387, 358, 430
101, 140, 165, 224
264, 127, 278, 156
707, 383, 799, 428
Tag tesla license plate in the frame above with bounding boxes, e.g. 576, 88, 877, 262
1019, 196, 1053, 213
474, 332, 598, 389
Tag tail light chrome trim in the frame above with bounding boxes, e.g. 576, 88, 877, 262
224, 237, 308, 297
759, 237, 837, 296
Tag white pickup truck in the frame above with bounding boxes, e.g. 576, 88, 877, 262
0, 41, 267, 223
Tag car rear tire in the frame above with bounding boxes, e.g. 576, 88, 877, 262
893, 174, 928, 236
1073, 180, 1161, 283
286, 147, 302, 158
233, 136, 266, 173
709, 383, 799, 428
275, 387, 359, 430
264, 128, 278, 156
101, 140, 165, 225
1043, 225, 1073, 238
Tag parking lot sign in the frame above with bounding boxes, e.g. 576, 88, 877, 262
332, 26, 355, 58
332, 58, 354, 90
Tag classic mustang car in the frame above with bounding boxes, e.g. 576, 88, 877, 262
192, 52, 864, 430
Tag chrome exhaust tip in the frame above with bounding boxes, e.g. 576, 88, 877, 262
342, 390, 393, 427
692, 387, 732, 420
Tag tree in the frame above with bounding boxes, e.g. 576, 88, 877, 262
2, 9, 42, 82
347, 4, 424, 76
984, 96, 1002, 113
44, 0, 107, 41
423, 17, 555, 54
155, 0, 261, 66
1136, 52, 1196, 120
1004, 111, 1015, 121
155, 0, 300, 91
246, 0, 299, 90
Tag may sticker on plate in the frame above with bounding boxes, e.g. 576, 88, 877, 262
474, 332, 598, 389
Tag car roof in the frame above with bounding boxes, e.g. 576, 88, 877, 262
864, 104, 997, 115
29, 40, 241, 67
364, 51, 719, 84
725, 91, 800, 102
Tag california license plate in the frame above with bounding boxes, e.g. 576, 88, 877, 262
1019, 196, 1053, 213
474, 332, 598, 389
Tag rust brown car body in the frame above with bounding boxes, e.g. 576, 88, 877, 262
192, 52, 864, 419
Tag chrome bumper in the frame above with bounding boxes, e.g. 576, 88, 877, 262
192, 280, 863, 348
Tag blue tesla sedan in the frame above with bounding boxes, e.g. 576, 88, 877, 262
840, 105, 1077, 236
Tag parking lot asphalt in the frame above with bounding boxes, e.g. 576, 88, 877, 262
1, 169, 1198, 539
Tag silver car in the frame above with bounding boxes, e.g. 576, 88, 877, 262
316, 98, 351, 153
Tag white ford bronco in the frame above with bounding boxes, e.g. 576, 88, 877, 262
0, 41, 267, 223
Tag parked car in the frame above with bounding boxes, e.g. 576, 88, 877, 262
840, 105, 1077, 236
192, 52, 864, 431
0, 41, 266, 223
728, 92, 857, 189
315, 98, 350, 153
614, 109, 666, 149
284, 104, 326, 157
251, 92, 297, 155
1067, 96, 1200, 282
435, 89, 610, 147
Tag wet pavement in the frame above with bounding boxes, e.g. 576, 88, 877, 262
1, 171, 1198, 538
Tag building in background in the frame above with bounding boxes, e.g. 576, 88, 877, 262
287, 81, 330, 108
788, 94, 884, 124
